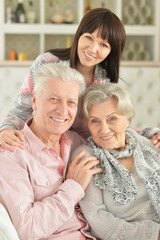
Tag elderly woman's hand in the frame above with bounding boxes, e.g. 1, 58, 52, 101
66, 150, 103, 191
0, 129, 25, 152
151, 131, 160, 151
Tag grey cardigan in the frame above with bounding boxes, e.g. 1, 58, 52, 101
71, 131, 160, 240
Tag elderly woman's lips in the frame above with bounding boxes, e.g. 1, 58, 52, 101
100, 134, 114, 140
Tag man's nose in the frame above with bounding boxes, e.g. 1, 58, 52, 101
58, 100, 68, 115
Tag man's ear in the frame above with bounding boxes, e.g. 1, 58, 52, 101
32, 92, 37, 111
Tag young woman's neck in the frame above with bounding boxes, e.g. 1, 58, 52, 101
77, 62, 95, 87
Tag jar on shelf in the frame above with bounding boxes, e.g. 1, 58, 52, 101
85, 0, 91, 14
63, 0, 74, 24
18, 52, 27, 61
15, 0, 26, 23
7, 7, 15, 23
27, 0, 36, 23
51, 0, 64, 24
9, 50, 16, 60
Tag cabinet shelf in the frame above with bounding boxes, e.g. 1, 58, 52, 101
0, 0, 160, 62
3, 23, 79, 34
38, 24, 79, 34
125, 26, 158, 35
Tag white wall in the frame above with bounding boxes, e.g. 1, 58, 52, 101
0, 65, 160, 129
120, 66, 160, 129
0, 66, 29, 122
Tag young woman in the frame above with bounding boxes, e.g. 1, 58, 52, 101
71, 83, 160, 240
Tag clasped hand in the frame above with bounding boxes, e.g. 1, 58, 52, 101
66, 150, 103, 191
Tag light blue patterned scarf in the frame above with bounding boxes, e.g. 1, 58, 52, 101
88, 128, 160, 222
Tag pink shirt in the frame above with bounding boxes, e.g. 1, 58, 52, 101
0, 120, 96, 240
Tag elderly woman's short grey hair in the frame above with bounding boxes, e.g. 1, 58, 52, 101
81, 83, 135, 123
33, 63, 86, 98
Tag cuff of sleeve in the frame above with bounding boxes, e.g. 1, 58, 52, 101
151, 128, 160, 136
139, 127, 160, 139
0, 128, 9, 132
60, 179, 85, 203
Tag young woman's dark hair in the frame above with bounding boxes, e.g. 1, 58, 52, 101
49, 8, 126, 83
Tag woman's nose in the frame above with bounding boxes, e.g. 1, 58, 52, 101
100, 122, 110, 134
90, 42, 99, 53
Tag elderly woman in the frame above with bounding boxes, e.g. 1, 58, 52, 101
71, 83, 160, 240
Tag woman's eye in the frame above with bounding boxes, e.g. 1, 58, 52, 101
91, 119, 98, 123
101, 43, 109, 48
85, 35, 92, 40
109, 116, 117, 121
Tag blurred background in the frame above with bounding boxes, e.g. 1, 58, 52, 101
0, 0, 160, 129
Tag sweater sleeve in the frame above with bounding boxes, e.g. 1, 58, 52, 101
80, 177, 160, 240
138, 127, 160, 139
0, 52, 60, 131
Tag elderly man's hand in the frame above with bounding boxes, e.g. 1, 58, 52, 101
0, 129, 26, 152
66, 150, 103, 191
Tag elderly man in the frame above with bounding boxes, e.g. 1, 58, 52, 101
0, 64, 102, 240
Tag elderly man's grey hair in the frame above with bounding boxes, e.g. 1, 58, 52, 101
81, 83, 135, 124
33, 63, 86, 97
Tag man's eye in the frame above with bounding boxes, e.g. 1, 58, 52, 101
50, 97, 58, 102
69, 101, 77, 106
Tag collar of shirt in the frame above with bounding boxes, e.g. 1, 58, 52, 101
22, 118, 72, 154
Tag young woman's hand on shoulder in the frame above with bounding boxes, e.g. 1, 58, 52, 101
0, 129, 25, 152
